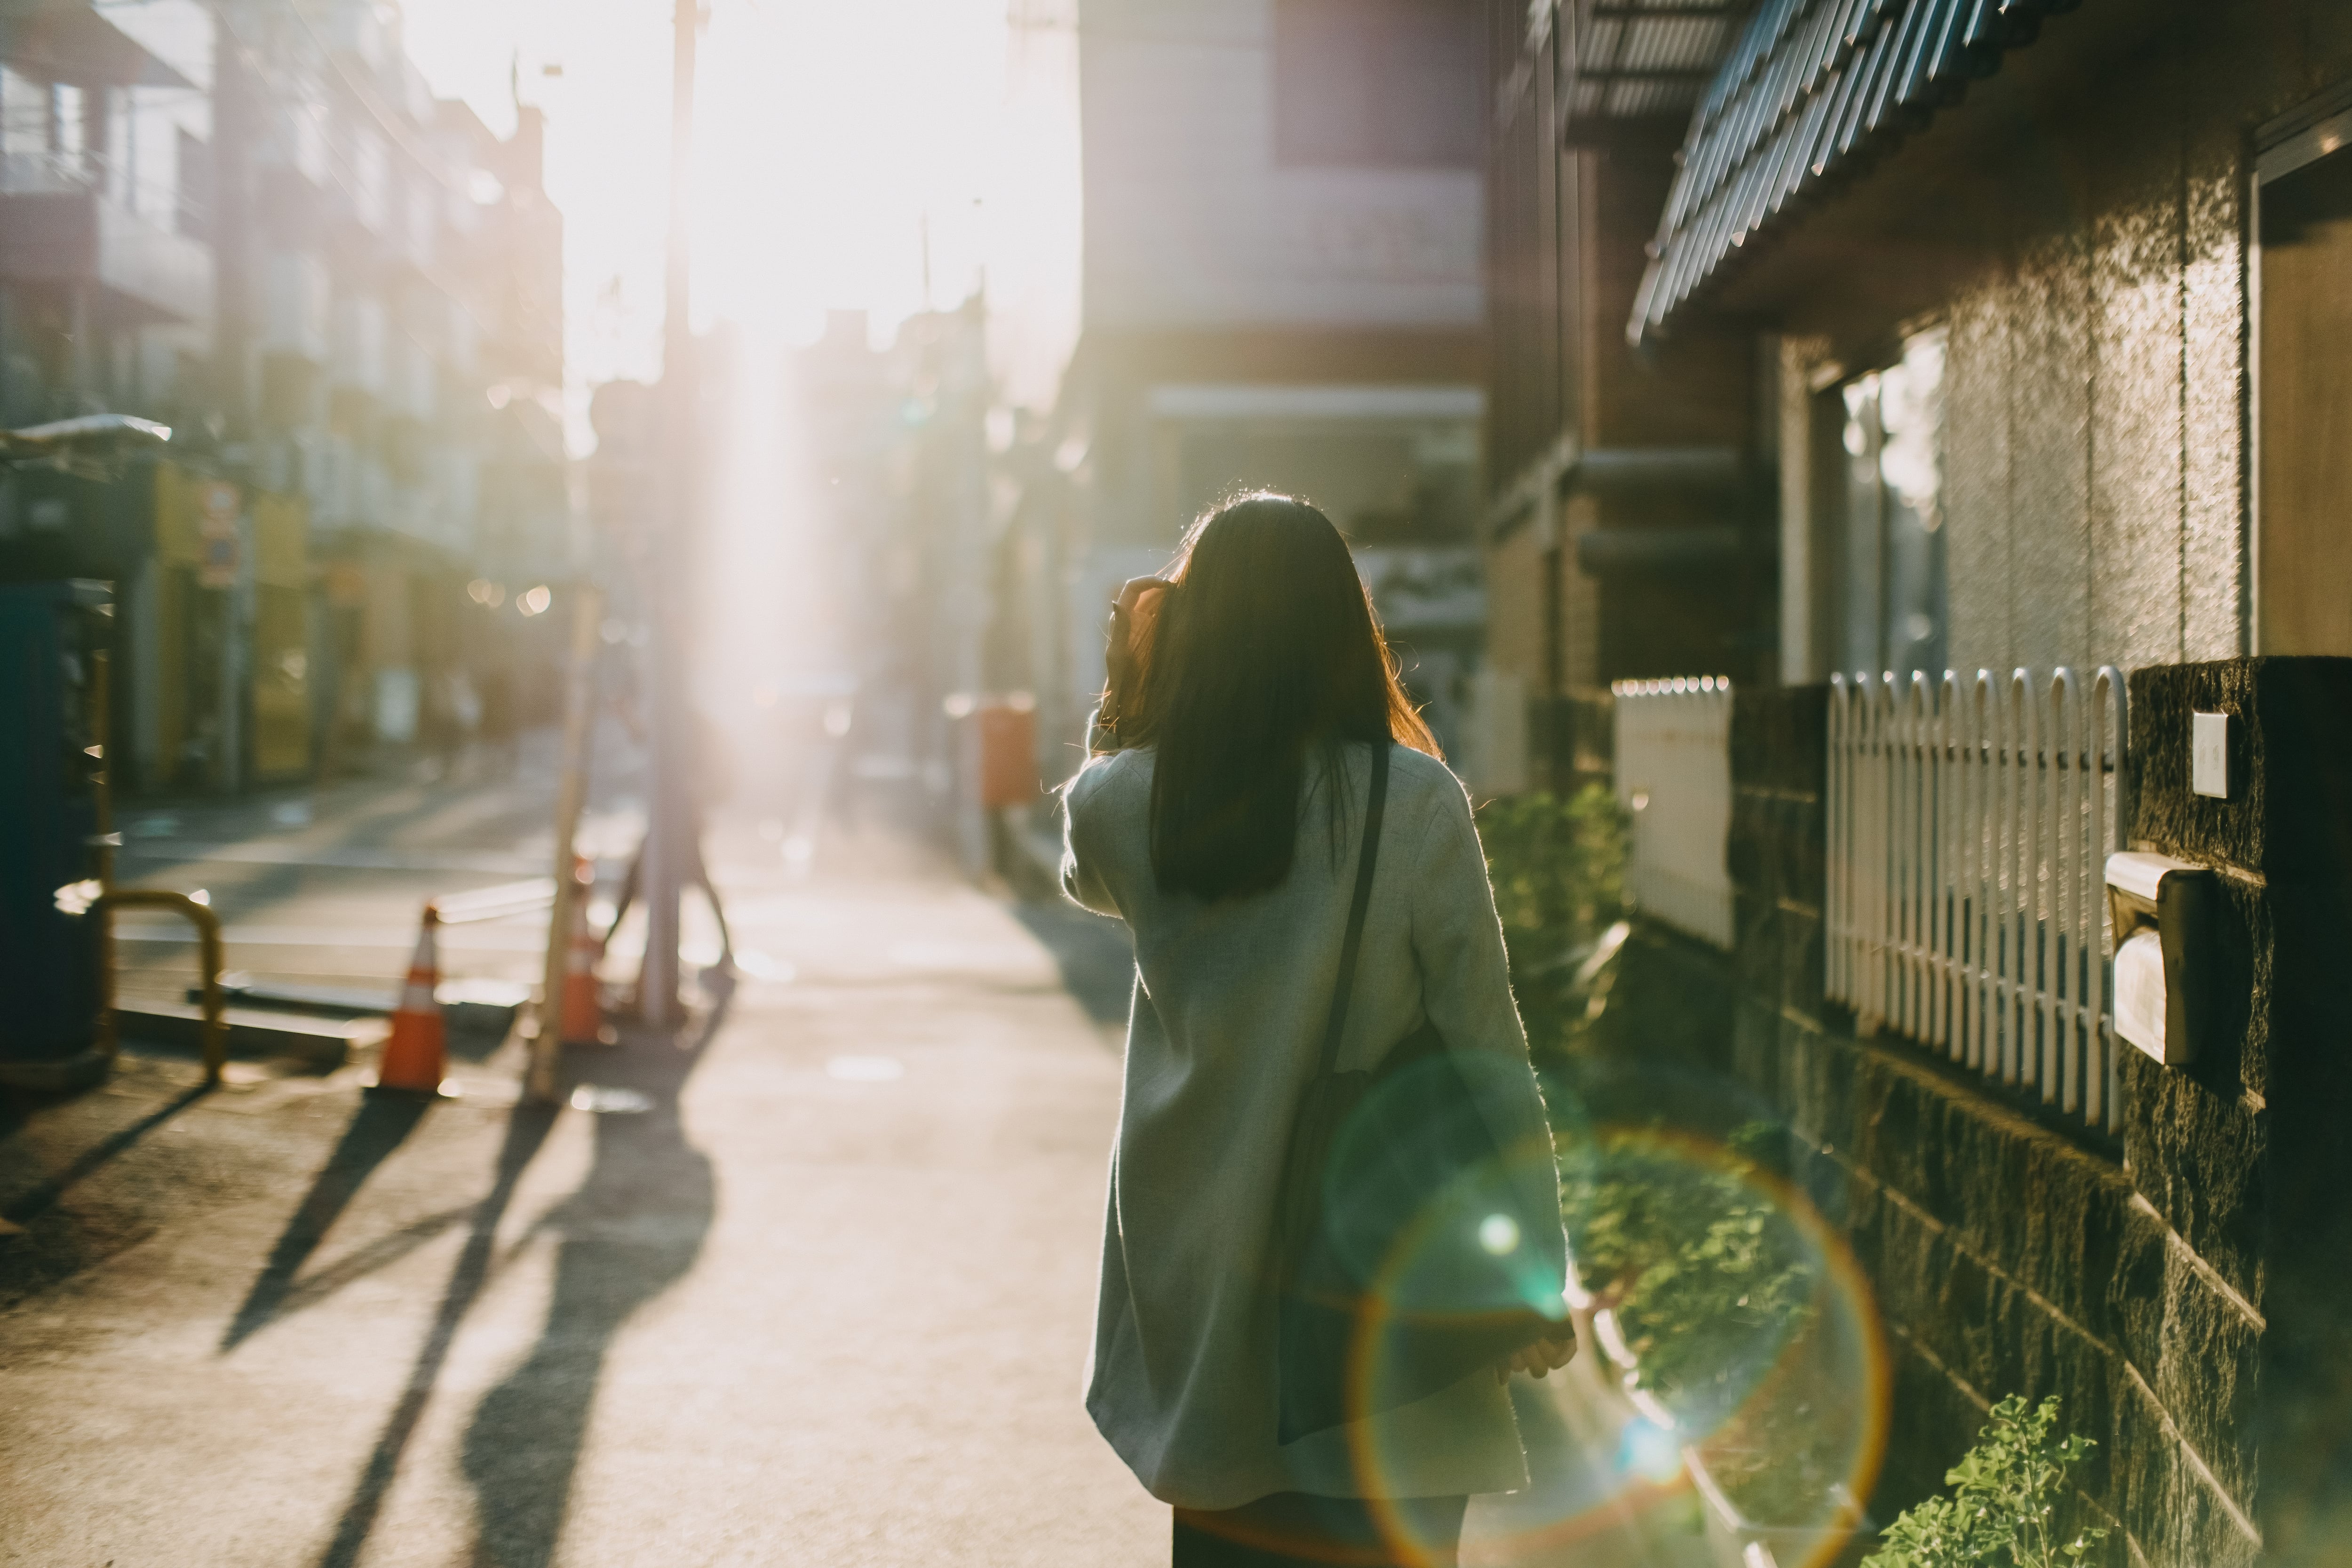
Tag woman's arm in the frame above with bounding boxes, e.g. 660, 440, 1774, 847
1059, 754, 1121, 918
1063, 579, 1161, 908
1406, 776, 1537, 1065
1407, 773, 1572, 1305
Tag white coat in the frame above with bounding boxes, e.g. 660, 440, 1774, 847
1061, 738, 1567, 1510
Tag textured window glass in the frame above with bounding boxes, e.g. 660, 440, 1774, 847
1836, 328, 1947, 679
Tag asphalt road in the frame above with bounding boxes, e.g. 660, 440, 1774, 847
1, 748, 1703, 1568
3, 749, 1162, 1566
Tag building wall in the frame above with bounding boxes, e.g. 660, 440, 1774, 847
0, 2, 214, 425
1770, 7, 2352, 683
1480, 1, 1771, 749
1080, 0, 1481, 332
1482, 0, 1572, 496
2130, 658, 2352, 1562
1073, 0, 1488, 560
1920, 55, 2240, 679
1482, 517, 1546, 699
1051, 0, 1490, 776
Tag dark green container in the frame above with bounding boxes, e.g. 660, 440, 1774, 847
0, 580, 111, 1074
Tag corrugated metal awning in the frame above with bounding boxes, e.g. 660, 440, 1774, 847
1627, 0, 2067, 342
1559, 0, 1758, 138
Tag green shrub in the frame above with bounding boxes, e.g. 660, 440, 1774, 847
1558, 1122, 1815, 1418
1863, 1395, 2107, 1568
1560, 1122, 1873, 1527
1477, 783, 1627, 1050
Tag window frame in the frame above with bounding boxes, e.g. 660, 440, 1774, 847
2249, 87, 2352, 656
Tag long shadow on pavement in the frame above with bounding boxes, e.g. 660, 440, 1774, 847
220, 1094, 433, 1350
315, 1098, 562, 1568
457, 1019, 719, 1568
0, 1082, 214, 1226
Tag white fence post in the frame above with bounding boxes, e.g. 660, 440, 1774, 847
1824, 667, 2128, 1135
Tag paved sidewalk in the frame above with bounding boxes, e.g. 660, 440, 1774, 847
1, 818, 1163, 1567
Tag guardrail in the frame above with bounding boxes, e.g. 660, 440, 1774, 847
95, 890, 228, 1086
1611, 677, 1735, 949
1827, 669, 2128, 1134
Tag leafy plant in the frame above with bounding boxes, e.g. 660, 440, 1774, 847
1477, 784, 1627, 1049
1863, 1395, 2108, 1568
1560, 1122, 1871, 1528
1558, 1123, 1816, 1418
1699, 1399, 1852, 1529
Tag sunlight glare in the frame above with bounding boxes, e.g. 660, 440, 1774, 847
397, 0, 1080, 450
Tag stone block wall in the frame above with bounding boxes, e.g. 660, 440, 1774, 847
1590, 667, 2352, 1563
1717, 683, 2268, 1566
2126, 659, 2352, 1564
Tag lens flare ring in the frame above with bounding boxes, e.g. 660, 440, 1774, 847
1328, 1116, 1891, 1566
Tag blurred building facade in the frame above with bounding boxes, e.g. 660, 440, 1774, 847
1001, 0, 1494, 781
0, 0, 570, 794
0, 1, 212, 429
788, 304, 994, 857
1476, 0, 1776, 793
217, 0, 573, 777
0, 1, 230, 785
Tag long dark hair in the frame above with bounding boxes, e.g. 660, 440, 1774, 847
1113, 494, 1439, 900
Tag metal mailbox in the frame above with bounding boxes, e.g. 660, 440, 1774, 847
2105, 850, 2222, 1067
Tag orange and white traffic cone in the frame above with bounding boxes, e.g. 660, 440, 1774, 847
559, 854, 607, 1046
376, 903, 447, 1093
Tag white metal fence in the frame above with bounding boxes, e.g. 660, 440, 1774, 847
1612, 677, 1735, 949
1827, 669, 2129, 1134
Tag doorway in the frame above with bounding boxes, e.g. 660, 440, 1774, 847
2255, 102, 2352, 656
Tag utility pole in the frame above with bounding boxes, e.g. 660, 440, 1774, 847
636, 0, 700, 1026
210, 4, 252, 436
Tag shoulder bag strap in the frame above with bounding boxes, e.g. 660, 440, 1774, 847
1316, 740, 1390, 1078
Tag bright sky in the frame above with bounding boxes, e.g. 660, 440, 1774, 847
397, 0, 1081, 453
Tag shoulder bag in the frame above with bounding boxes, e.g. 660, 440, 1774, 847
1273, 740, 1563, 1444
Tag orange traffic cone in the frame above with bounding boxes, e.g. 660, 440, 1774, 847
559, 854, 607, 1045
376, 903, 447, 1093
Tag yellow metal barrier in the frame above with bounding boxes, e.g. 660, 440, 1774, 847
93, 890, 228, 1086
84, 652, 229, 1087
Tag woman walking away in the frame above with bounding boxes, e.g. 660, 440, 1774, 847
1061, 495, 1576, 1568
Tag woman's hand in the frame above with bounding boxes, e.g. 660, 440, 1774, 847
1495, 1332, 1578, 1383
1097, 578, 1165, 748
1106, 577, 1166, 686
